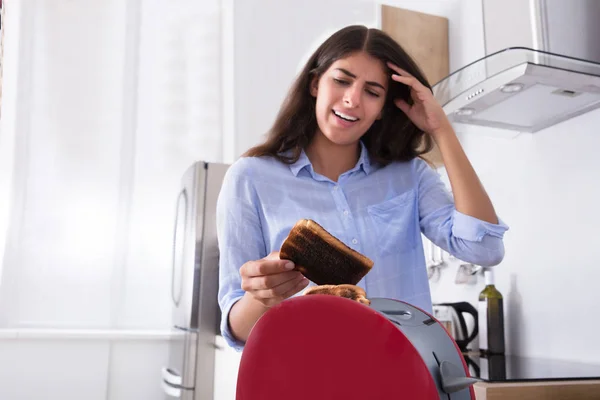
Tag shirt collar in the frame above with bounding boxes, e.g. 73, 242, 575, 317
289, 140, 372, 177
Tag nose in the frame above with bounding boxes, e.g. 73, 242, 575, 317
343, 85, 360, 108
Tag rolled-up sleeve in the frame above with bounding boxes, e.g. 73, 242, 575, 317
452, 210, 508, 242
415, 158, 509, 267
216, 159, 266, 351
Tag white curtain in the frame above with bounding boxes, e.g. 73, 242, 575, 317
0, 0, 223, 331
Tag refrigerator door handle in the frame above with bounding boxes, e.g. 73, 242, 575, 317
161, 380, 182, 398
171, 188, 188, 307
161, 366, 183, 386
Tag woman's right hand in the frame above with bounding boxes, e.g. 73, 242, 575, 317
239, 251, 310, 308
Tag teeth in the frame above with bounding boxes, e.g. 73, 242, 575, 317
333, 110, 358, 122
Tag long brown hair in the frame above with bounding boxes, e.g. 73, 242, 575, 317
243, 25, 433, 166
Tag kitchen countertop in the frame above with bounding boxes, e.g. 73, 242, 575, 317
463, 353, 600, 383
473, 379, 600, 400
463, 353, 600, 399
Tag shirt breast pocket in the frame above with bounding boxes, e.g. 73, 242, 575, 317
367, 189, 418, 256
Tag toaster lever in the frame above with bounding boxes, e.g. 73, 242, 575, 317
439, 360, 479, 393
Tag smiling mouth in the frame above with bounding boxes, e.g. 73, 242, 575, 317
332, 110, 359, 122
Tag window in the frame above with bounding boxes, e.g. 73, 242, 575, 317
0, 0, 223, 330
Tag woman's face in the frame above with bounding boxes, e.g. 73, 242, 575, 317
310, 51, 388, 147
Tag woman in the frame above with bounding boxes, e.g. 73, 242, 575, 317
216, 25, 508, 350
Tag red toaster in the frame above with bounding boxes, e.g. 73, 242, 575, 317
236, 294, 477, 399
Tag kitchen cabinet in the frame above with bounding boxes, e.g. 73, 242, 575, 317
473, 379, 600, 399
381, 5, 449, 168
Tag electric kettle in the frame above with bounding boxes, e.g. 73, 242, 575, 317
433, 301, 479, 352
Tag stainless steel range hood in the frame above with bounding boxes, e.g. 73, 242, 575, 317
432, 0, 600, 132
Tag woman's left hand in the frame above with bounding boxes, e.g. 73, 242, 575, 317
387, 62, 452, 139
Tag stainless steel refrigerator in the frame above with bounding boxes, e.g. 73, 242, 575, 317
161, 161, 230, 399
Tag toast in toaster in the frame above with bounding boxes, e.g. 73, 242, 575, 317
279, 219, 374, 286
304, 284, 371, 305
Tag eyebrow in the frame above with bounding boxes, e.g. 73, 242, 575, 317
335, 68, 386, 90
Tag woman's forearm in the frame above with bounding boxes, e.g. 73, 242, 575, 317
228, 292, 270, 343
432, 125, 498, 224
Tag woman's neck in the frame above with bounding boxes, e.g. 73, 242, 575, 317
305, 133, 361, 182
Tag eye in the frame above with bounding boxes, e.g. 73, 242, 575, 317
333, 78, 349, 86
366, 90, 380, 98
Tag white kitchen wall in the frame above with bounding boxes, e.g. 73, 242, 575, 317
429, 109, 600, 365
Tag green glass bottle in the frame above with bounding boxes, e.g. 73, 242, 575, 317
478, 268, 505, 355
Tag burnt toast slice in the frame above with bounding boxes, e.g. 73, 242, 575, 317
280, 219, 374, 286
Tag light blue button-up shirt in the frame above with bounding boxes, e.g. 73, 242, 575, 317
216, 141, 508, 350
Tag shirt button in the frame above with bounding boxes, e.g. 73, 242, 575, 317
352, 238, 358, 244
333, 186, 339, 191
343, 210, 349, 216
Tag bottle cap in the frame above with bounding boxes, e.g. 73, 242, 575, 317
484, 268, 495, 286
